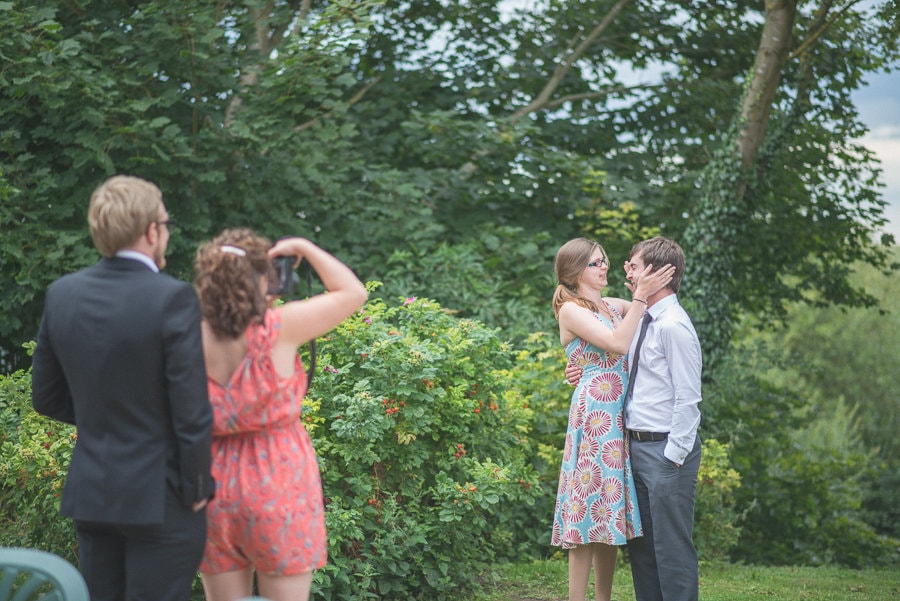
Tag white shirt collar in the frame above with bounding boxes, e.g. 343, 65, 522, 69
647, 293, 678, 318
115, 250, 159, 273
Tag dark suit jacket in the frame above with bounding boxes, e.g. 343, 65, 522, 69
32, 257, 215, 525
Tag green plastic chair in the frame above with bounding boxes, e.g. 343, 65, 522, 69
0, 548, 89, 601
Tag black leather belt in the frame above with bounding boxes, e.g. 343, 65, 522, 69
629, 430, 668, 442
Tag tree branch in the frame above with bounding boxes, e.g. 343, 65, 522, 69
737, 0, 796, 172
542, 81, 666, 112
511, 0, 635, 120
788, 0, 862, 61
293, 0, 313, 37
293, 75, 383, 133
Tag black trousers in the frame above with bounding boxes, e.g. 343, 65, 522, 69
75, 494, 207, 601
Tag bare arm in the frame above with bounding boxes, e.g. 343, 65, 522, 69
559, 264, 673, 355
268, 238, 369, 348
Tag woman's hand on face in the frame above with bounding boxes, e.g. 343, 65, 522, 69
628, 263, 674, 298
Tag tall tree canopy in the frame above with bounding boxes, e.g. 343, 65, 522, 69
2, 0, 897, 370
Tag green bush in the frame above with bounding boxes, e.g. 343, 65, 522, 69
0, 364, 77, 561
694, 439, 743, 563
505, 331, 574, 554
304, 287, 541, 600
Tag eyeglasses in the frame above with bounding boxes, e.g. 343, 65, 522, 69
588, 258, 608, 268
156, 219, 177, 230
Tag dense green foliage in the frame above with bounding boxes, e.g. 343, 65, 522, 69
0, 363, 77, 562
777, 251, 900, 541
2, 0, 897, 369
702, 340, 898, 568
693, 439, 743, 563
304, 290, 541, 599
2, 0, 899, 579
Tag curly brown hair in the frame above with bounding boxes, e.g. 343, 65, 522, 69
194, 228, 273, 338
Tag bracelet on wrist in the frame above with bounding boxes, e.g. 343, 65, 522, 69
633, 297, 648, 305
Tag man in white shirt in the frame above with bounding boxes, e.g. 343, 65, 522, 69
623, 237, 701, 601
565, 237, 702, 601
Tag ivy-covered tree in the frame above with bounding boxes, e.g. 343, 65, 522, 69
683, 0, 899, 365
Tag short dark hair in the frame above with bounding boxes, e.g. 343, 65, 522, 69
630, 237, 685, 293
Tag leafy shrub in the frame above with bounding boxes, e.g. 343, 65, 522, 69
505, 331, 573, 554
694, 439, 743, 562
0, 364, 77, 561
305, 287, 541, 600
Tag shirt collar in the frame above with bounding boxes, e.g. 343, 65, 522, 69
115, 250, 159, 273
647, 293, 678, 319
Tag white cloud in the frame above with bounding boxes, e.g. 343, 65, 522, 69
858, 134, 900, 237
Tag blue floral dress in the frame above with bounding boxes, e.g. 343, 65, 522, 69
551, 303, 642, 548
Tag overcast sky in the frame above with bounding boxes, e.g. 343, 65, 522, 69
853, 69, 900, 239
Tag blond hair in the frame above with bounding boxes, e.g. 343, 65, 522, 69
88, 175, 164, 257
552, 237, 604, 318
193, 228, 274, 339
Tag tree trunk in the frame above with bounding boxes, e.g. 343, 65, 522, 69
738, 0, 796, 172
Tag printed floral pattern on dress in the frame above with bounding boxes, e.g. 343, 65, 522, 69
201, 309, 327, 576
551, 302, 643, 549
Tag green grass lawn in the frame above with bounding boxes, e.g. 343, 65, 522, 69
475, 559, 900, 601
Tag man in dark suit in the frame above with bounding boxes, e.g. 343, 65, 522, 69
32, 175, 215, 601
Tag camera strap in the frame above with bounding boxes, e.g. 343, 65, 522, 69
304, 261, 316, 388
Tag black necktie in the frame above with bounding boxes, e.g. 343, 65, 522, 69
625, 313, 652, 401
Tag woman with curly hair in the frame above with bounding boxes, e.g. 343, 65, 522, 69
193, 229, 367, 601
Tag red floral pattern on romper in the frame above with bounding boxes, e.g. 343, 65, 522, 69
200, 309, 327, 576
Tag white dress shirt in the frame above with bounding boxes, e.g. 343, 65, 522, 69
625, 294, 702, 464
116, 250, 159, 272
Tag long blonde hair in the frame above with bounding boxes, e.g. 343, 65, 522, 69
552, 237, 604, 318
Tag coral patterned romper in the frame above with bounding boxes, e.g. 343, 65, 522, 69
551, 303, 642, 548
200, 309, 327, 575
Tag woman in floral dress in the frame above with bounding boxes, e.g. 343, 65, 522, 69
194, 229, 368, 601
550, 237, 673, 601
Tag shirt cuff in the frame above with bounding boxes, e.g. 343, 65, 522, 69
664, 441, 689, 465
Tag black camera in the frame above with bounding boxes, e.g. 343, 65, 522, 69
268, 256, 300, 296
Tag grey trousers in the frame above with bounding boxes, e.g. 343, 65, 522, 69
627, 437, 701, 601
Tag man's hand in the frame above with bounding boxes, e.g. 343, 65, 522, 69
565, 362, 582, 386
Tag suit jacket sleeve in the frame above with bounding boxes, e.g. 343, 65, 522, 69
32, 308, 76, 425
163, 284, 216, 505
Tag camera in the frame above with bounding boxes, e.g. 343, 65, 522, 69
267, 256, 300, 296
